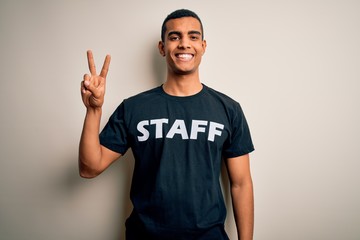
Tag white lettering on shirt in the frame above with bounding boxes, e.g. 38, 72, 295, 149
150, 118, 169, 139
190, 120, 208, 139
208, 122, 225, 142
137, 120, 150, 141
166, 120, 189, 139
136, 118, 224, 142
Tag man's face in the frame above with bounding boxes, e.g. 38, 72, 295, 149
159, 17, 207, 76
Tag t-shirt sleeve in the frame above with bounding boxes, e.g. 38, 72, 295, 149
99, 102, 129, 155
222, 103, 254, 158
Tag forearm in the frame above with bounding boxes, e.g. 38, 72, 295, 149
231, 179, 254, 240
79, 108, 103, 178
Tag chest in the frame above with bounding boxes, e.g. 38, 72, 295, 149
124, 97, 234, 150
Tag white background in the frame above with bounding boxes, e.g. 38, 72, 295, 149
0, 0, 359, 239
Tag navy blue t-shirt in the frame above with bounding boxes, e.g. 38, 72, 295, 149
100, 85, 254, 239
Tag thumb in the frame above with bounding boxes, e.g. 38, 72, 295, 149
84, 80, 96, 93
84, 80, 104, 99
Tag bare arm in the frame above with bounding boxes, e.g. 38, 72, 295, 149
79, 50, 121, 178
226, 154, 254, 240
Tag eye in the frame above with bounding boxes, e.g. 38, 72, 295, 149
190, 35, 200, 40
169, 35, 180, 41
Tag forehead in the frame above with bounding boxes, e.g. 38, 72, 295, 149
165, 17, 202, 34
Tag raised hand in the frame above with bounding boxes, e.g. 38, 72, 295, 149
81, 50, 111, 109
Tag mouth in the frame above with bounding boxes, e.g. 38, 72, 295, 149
175, 53, 194, 61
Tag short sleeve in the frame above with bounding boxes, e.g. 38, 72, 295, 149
222, 103, 254, 158
99, 102, 129, 155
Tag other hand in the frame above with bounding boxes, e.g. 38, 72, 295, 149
81, 50, 111, 109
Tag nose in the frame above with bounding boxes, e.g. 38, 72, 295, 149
178, 37, 191, 49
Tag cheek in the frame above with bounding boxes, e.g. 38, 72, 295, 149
165, 54, 175, 63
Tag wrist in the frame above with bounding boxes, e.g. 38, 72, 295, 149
86, 107, 102, 116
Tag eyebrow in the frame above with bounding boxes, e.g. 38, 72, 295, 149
167, 30, 202, 37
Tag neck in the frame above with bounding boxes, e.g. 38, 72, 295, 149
163, 72, 202, 96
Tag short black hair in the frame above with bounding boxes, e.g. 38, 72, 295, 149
161, 9, 204, 42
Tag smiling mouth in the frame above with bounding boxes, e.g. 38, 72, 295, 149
175, 53, 194, 61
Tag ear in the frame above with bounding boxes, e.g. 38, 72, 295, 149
158, 41, 166, 57
202, 40, 207, 55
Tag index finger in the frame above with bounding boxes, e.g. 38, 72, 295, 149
100, 54, 111, 78
87, 50, 97, 75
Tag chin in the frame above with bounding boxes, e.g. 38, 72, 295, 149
172, 68, 196, 75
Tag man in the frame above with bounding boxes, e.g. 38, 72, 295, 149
79, 9, 254, 240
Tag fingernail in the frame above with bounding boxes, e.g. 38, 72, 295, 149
84, 81, 90, 86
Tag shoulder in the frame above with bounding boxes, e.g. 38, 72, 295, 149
203, 84, 242, 109
113, 85, 170, 117
125, 86, 163, 102
119, 86, 165, 109
110, 86, 162, 114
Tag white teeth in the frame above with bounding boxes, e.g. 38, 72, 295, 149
177, 54, 193, 60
